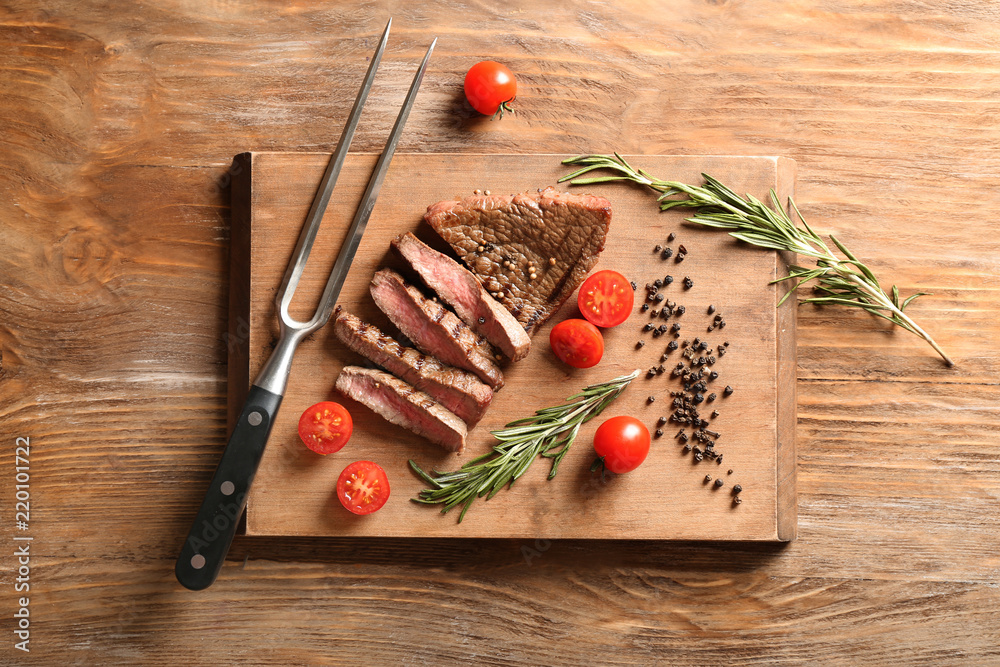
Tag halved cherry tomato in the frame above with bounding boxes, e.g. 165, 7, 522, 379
336, 461, 390, 515
593, 416, 650, 474
550, 319, 604, 369
464, 61, 517, 118
578, 270, 634, 328
298, 401, 353, 455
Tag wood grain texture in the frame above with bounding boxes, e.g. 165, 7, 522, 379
1, 0, 998, 664
235, 152, 796, 540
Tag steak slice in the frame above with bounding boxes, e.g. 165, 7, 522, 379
369, 269, 504, 389
392, 232, 531, 362
335, 366, 467, 452
424, 186, 612, 335
333, 308, 493, 426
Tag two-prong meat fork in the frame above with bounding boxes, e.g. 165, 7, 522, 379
176, 19, 435, 590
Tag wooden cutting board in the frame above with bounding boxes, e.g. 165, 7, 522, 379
230, 152, 797, 540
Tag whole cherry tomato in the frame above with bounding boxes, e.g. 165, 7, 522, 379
550, 319, 604, 369
578, 269, 634, 328
464, 61, 517, 119
593, 416, 650, 474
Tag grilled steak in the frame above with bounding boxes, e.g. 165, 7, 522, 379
335, 366, 467, 452
369, 269, 504, 389
392, 232, 531, 362
333, 308, 493, 426
424, 187, 612, 335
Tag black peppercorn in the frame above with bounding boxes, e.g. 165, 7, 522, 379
683, 277, 693, 289
676, 305, 686, 315
709, 371, 719, 381
664, 275, 673, 285
653, 278, 663, 288
728, 469, 733, 475
719, 320, 726, 329
654, 293, 664, 303
704, 474, 712, 483
675, 253, 685, 263
734, 496, 742, 505
647, 395, 655, 403
712, 410, 720, 418
641, 303, 649, 312
643, 323, 653, 332
655, 429, 663, 437
654, 244, 662, 252
667, 340, 678, 351
630, 280, 637, 291
693, 393, 704, 404
724, 386, 734, 396
636, 340, 645, 349
657, 416, 667, 425
714, 478, 724, 489
650, 309, 659, 317
661, 248, 672, 260
667, 232, 676, 242
733, 484, 743, 494
707, 305, 716, 314
707, 393, 717, 402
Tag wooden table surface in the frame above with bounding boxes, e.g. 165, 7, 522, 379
1, 1, 998, 664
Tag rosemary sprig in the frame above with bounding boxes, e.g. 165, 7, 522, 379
559, 153, 953, 366
409, 370, 639, 522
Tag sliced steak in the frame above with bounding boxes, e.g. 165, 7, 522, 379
424, 186, 612, 335
369, 269, 504, 389
333, 308, 493, 426
335, 366, 467, 452
392, 232, 531, 362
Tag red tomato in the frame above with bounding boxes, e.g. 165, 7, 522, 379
578, 270, 634, 328
593, 416, 650, 474
298, 401, 353, 455
464, 61, 517, 118
550, 319, 604, 368
336, 461, 390, 515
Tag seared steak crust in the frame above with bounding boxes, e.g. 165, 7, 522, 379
369, 269, 504, 389
333, 309, 493, 426
392, 232, 531, 362
335, 366, 467, 453
423, 187, 612, 335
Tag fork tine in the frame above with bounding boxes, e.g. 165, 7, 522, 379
309, 37, 437, 329
275, 17, 392, 320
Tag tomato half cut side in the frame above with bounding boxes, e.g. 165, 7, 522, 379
298, 401, 353, 454
550, 318, 604, 369
593, 416, 650, 474
578, 269, 634, 328
336, 461, 390, 515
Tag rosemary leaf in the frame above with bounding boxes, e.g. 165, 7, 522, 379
409, 370, 639, 522
558, 154, 953, 366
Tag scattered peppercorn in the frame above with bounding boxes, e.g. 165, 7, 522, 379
676, 305, 686, 315
667, 233, 676, 242
711, 410, 720, 418
664, 275, 673, 285
667, 340, 678, 351
709, 371, 719, 381
643, 323, 653, 332
636, 340, 645, 349
657, 416, 667, 425
655, 428, 663, 437
653, 278, 663, 288
724, 386, 734, 396
734, 496, 742, 505
654, 293, 664, 303
704, 475, 712, 483
714, 478, 724, 489
707, 393, 717, 402
647, 395, 656, 403
728, 469, 733, 475
733, 484, 743, 494
641, 303, 649, 312
707, 305, 716, 314
630, 281, 637, 291
654, 244, 662, 253
660, 248, 672, 260
683, 277, 693, 289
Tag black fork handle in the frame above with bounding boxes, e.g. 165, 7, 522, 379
175, 385, 282, 590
